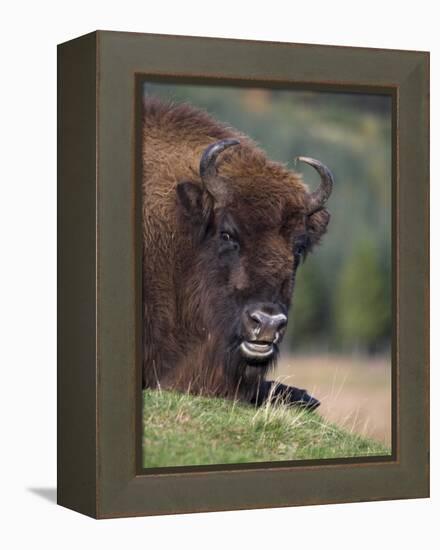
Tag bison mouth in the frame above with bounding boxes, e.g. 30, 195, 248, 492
240, 340, 275, 362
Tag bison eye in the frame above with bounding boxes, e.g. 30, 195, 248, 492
293, 235, 310, 262
219, 230, 239, 253
220, 231, 233, 242
294, 244, 306, 257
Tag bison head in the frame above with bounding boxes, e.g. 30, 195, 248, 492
175, 139, 333, 393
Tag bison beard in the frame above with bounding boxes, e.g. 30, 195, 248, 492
142, 98, 333, 411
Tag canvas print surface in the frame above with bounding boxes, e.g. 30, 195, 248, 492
140, 81, 392, 468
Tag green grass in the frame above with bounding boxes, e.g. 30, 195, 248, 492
143, 389, 391, 468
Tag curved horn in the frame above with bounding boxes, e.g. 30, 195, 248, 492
199, 139, 240, 188
295, 156, 334, 214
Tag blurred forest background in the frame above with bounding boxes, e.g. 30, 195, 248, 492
143, 82, 392, 445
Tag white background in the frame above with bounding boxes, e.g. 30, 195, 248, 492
0, 1, 437, 548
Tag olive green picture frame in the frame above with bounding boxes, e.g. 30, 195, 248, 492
57, 30, 429, 518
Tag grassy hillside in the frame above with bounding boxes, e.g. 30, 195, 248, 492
142, 389, 391, 468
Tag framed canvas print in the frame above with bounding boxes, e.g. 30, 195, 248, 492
57, 31, 429, 518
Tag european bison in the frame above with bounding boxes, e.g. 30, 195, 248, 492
142, 98, 333, 410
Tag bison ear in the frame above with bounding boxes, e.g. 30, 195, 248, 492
176, 181, 203, 215
176, 181, 213, 229
307, 208, 331, 247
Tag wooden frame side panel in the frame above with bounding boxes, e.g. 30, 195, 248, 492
396, 54, 430, 491
57, 32, 98, 518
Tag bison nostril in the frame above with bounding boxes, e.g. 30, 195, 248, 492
248, 312, 262, 337
250, 311, 263, 324
278, 316, 287, 332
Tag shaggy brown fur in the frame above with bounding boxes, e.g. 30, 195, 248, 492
142, 97, 330, 407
